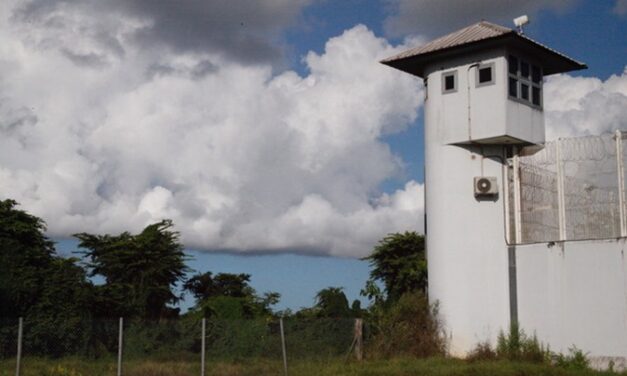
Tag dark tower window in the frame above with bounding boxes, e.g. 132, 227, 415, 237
442, 70, 457, 94
479, 67, 492, 83
509, 77, 518, 97
476, 62, 495, 87
508, 55, 518, 75
508, 54, 542, 108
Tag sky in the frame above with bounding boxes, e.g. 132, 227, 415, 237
2, 0, 627, 311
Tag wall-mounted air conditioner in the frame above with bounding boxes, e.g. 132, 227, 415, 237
474, 177, 498, 197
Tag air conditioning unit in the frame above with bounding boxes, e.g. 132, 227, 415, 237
474, 177, 498, 197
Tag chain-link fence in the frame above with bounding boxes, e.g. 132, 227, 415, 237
509, 131, 627, 244
0, 316, 363, 375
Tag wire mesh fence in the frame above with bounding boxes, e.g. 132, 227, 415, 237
509, 131, 627, 244
0, 316, 362, 375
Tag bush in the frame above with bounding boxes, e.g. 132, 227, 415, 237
553, 346, 589, 370
467, 326, 592, 372
466, 341, 497, 362
366, 292, 446, 358
496, 322, 549, 363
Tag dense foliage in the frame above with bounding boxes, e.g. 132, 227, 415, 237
0, 198, 440, 361
75, 220, 188, 319
184, 271, 280, 319
0, 200, 94, 356
362, 231, 427, 304
360, 232, 444, 359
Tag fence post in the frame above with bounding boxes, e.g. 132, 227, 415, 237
201, 318, 206, 376
117, 317, 123, 376
280, 318, 288, 376
513, 154, 522, 243
15, 317, 22, 376
354, 318, 363, 361
556, 140, 567, 241
616, 130, 626, 237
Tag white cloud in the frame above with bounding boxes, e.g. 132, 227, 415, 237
544, 68, 627, 140
384, 0, 578, 37
615, 0, 627, 16
5, 0, 621, 258
11, 0, 314, 64
0, 0, 425, 258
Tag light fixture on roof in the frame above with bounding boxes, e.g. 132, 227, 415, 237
513, 15, 530, 34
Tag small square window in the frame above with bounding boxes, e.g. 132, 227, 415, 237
520, 61, 530, 78
476, 63, 495, 87
521, 83, 529, 101
442, 71, 457, 93
445, 75, 455, 90
479, 67, 491, 83
509, 77, 518, 97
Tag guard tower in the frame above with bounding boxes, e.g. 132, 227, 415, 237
382, 21, 586, 354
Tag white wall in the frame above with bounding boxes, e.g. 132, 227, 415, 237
516, 239, 627, 367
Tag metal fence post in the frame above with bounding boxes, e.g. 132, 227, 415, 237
616, 130, 626, 237
201, 318, 206, 376
513, 154, 522, 243
15, 317, 22, 376
117, 317, 123, 376
280, 318, 288, 376
556, 140, 567, 241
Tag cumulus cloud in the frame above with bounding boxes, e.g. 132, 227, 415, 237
0, 0, 425, 258
12, 0, 314, 65
384, 0, 578, 37
615, 0, 627, 15
544, 68, 627, 140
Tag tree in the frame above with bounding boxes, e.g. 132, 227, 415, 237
184, 272, 254, 301
314, 287, 350, 318
0, 199, 94, 356
184, 271, 280, 319
362, 231, 427, 304
75, 219, 188, 319
0, 199, 55, 317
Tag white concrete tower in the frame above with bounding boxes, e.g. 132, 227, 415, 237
382, 21, 586, 354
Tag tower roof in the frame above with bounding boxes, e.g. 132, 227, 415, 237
381, 21, 586, 78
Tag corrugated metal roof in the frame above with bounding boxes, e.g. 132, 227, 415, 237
381, 21, 587, 77
381, 21, 512, 63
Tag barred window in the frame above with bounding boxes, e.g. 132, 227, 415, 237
508, 55, 542, 108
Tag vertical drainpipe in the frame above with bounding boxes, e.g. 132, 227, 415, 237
467, 63, 479, 141
508, 146, 519, 327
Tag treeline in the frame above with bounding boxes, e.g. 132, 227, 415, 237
0, 198, 442, 358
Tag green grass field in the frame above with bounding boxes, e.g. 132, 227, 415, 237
1, 357, 626, 376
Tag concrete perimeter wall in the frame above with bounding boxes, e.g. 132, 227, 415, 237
516, 239, 627, 368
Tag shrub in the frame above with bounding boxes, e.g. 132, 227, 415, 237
553, 346, 589, 370
366, 292, 446, 358
496, 322, 549, 363
466, 341, 497, 362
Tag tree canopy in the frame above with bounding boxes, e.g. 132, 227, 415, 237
362, 231, 427, 304
75, 219, 189, 319
0, 199, 94, 355
184, 271, 280, 319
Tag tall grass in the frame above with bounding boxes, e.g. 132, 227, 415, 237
0, 356, 622, 376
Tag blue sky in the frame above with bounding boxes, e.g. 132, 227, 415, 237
2, 0, 627, 312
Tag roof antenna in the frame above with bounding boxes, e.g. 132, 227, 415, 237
513, 15, 530, 34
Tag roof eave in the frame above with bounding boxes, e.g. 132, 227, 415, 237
381, 33, 586, 78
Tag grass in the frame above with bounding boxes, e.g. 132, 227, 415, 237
2, 356, 627, 376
